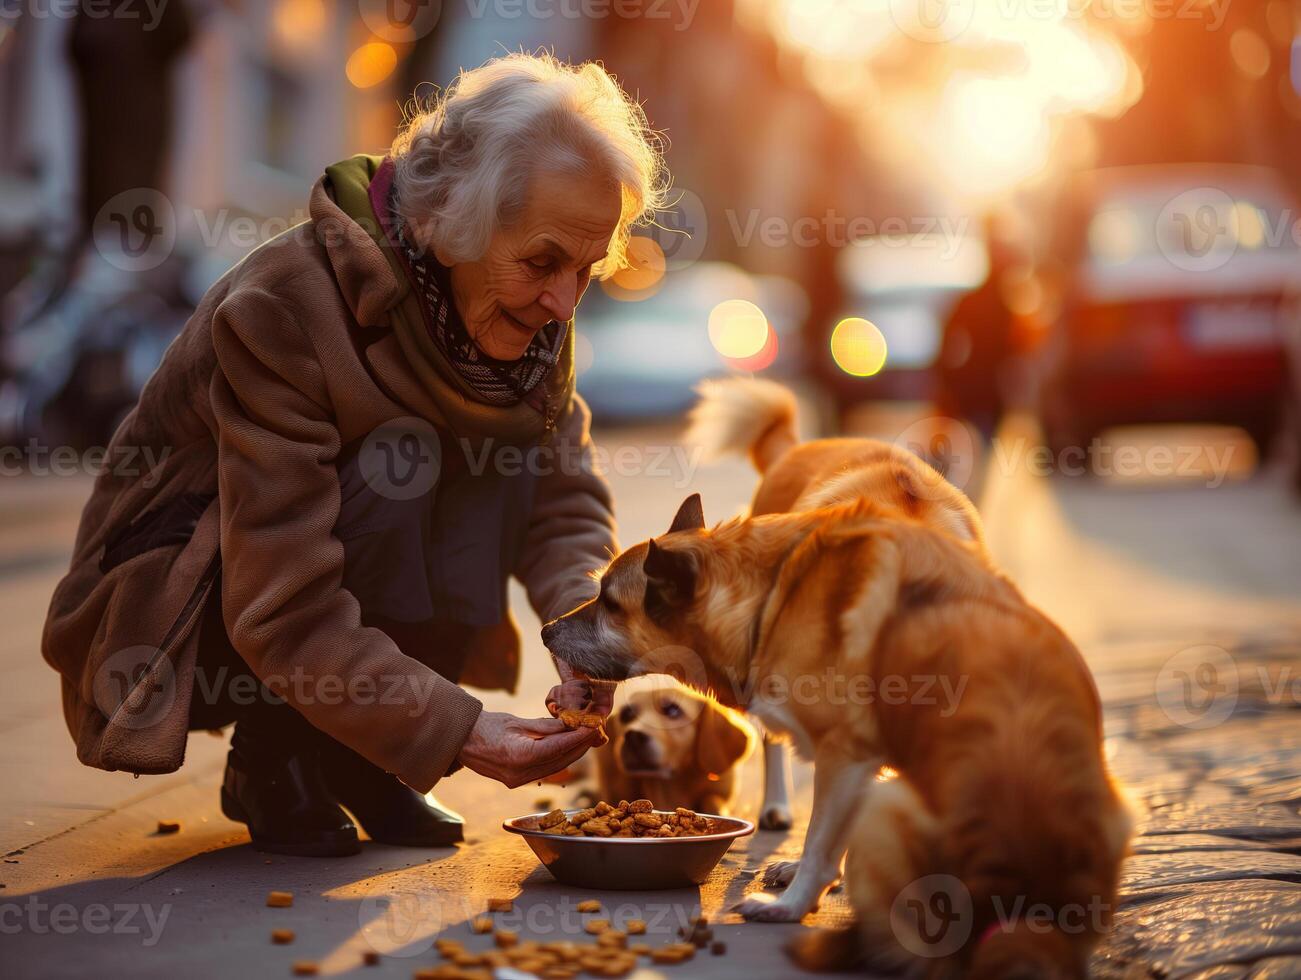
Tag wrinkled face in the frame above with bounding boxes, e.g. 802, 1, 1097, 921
440, 169, 622, 361
608, 688, 702, 777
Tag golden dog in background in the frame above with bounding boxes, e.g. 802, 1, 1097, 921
593, 679, 755, 816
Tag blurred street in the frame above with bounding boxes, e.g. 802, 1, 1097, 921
2, 418, 1299, 979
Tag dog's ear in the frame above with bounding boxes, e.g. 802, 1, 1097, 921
643, 539, 698, 615
667, 493, 705, 534
694, 700, 753, 779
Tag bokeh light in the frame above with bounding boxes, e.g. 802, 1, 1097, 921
610, 236, 667, 294
830, 317, 888, 377
708, 299, 770, 360
272, 0, 327, 55
1232, 201, 1266, 249
573, 331, 594, 376
724, 325, 779, 373
1089, 208, 1143, 264
346, 42, 398, 89
1230, 29, 1272, 81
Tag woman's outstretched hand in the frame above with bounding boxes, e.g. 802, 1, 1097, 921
456, 711, 600, 789
546, 658, 617, 721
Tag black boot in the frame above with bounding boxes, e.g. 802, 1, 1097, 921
323, 743, 464, 847
221, 735, 361, 858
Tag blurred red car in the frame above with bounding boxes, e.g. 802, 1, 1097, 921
1038, 165, 1301, 457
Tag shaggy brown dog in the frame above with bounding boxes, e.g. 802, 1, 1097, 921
542, 494, 1130, 976
684, 377, 990, 831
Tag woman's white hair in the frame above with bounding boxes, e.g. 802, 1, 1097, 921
391, 52, 668, 276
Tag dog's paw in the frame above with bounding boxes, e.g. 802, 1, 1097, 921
732, 893, 809, 923
762, 860, 800, 889
758, 804, 793, 831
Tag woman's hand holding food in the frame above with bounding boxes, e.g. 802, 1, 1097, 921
456, 711, 601, 789
547, 660, 616, 730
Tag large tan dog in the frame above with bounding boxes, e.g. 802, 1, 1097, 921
541, 496, 1130, 976
684, 378, 990, 831
593, 679, 755, 815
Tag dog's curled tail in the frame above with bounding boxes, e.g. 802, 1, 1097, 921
785, 926, 863, 973
684, 377, 799, 473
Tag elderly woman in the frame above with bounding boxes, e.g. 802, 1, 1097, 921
42, 54, 666, 856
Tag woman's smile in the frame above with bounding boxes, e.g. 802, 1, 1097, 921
502, 308, 542, 337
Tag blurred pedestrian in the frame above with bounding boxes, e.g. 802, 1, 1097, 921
937, 212, 1021, 443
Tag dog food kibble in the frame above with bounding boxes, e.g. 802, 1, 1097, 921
685, 921, 714, 947
494, 929, 518, 948
270, 928, 295, 944
538, 801, 715, 838
156, 820, 181, 835
290, 962, 317, 976
711, 940, 727, 956
576, 899, 602, 913
487, 897, 513, 913
538, 809, 568, 830
558, 708, 605, 730
596, 930, 626, 948
624, 918, 646, 935
470, 915, 493, 934
361, 949, 380, 966
266, 891, 294, 908
630, 942, 652, 956
584, 918, 610, 934
650, 942, 697, 964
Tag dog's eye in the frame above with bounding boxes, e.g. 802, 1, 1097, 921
618, 705, 637, 724
660, 701, 683, 719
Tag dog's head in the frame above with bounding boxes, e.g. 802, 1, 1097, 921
542, 493, 722, 686
605, 681, 754, 780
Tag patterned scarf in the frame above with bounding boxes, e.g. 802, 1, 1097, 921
393, 218, 565, 407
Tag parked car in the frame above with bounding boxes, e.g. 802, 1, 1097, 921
1037, 165, 1301, 458
575, 262, 807, 422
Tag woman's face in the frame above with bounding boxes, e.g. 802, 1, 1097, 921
441, 170, 623, 361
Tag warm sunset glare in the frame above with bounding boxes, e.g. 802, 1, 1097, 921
346, 42, 398, 89
2, 3, 1297, 974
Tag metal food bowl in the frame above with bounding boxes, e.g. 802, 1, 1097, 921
503, 809, 755, 890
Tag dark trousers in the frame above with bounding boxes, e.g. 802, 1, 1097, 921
187, 440, 474, 767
